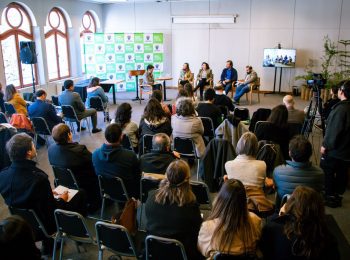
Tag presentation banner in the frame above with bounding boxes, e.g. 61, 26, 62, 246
83, 33, 164, 92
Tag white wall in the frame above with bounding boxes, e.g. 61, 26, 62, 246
102, 0, 350, 92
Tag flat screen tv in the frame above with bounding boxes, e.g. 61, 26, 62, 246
263, 48, 296, 68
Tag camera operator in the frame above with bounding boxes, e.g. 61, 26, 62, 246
320, 80, 350, 208
322, 85, 340, 120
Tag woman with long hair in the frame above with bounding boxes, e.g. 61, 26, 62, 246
261, 186, 339, 260
112, 102, 138, 150
145, 159, 202, 259
198, 179, 261, 259
179, 62, 194, 87
86, 77, 109, 119
194, 62, 213, 101
4, 84, 28, 115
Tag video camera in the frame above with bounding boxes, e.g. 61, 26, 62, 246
307, 73, 326, 90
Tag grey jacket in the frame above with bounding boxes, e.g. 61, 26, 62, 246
243, 70, 258, 86
59, 90, 86, 118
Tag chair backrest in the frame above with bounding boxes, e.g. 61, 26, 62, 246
31, 117, 51, 135
4, 102, 16, 116
214, 252, 257, 260
51, 165, 80, 189
249, 108, 271, 132
173, 137, 197, 158
140, 177, 161, 203
98, 175, 130, 202
51, 95, 60, 106
251, 77, 261, 90
190, 181, 211, 208
95, 221, 137, 257
0, 112, 8, 123
61, 105, 79, 122
233, 107, 250, 121
200, 117, 215, 138
143, 134, 154, 154
145, 235, 188, 260
23, 92, 34, 102
287, 122, 302, 138
253, 120, 270, 134
121, 134, 134, 152
89, 96, 104, 111
280, 194, 291, 208
54, 209, 93, 241
9, 206, 51, 240
217, 105, 229, 119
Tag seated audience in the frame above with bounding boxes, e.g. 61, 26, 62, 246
145, 159, 202, 259
196, 88, 222, 129
111, 102, 139, 151
4, 84, 27, 115
0, 215, 41, 259
233, 65, 258, 104
219, 60, 238, 95
0, 83, 5, 112
261, 186, 339, 260
59, 79, 101, 133
172, 97, 205, 157
0, 133, 86, 255
86, 77, 109, 109
273, 135, 324, 207
171, 88, 189, 115
282, 94, 305, 124
214, 84, 235, 112
194, 62, 213, 101
322, 85, 340, 120
255, 104, 290, 160
179, 62, 194, 87
142, 64, 162, 90
28, 89, 63, 130
198, 179, 261, 258
184, 82, 198, 106
92, 123, 141, 199
48, 123, 100, 212
151, 90, 171, 117
140, 133, 180, 174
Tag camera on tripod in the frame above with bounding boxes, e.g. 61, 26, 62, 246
306, 73, 326, 90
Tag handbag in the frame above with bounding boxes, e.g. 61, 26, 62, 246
245, 185, 274, 214
10, 114, 33, 132
111, 198, 137, 235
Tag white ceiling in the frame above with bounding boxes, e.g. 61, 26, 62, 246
79, 0, 209, 4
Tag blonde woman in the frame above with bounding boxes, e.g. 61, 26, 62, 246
145, 159, 202, 259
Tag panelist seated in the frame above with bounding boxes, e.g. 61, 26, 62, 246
142, 64, 162, 91
178, 62, 194, 87
233, 65, 258, 104
218, 60, 238, 95
194, 62, 213, 101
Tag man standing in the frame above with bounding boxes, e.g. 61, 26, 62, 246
28, 89, 63, 130
282, 95, 305, 124
320, 80, 350, 208
59, 80, 101, 133
233, 65, 258, 104
219, 60, 238, 95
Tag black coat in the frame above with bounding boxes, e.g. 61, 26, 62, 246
0, 125, 16, 171
196, 102, 222, 129
140, 151, 176, 174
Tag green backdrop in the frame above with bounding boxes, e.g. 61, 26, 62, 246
83, 32, 164, 92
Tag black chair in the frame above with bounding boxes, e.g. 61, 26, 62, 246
280, 193, 291, 209
143, 134, 154, 154
31, 117, 51, 147
288, 122, 302, 138
200, 117, 215, 141
217, 105, 230, 119
190, 181, 211, 210
213, 252, 257, 260
51, 165, 80, 189
145, 235, 188, 260
23, 92, 34, 102
53, 209, 95, 260
4, 102, 16, 117
51, 95, 60, 106
253, 120, 270, 134
95, 221, 139, 260
173, 137, 200, 180
121, 134, 135, 152
233, 107, 250, 121
98, 175, 130, 219
61, 105, 91, 140
89, 96, 109, 122
0, 112, 8, 123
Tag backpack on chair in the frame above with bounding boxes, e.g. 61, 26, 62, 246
256, 140, 278, 178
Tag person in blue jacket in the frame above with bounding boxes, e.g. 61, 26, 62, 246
219, 60, 238, 95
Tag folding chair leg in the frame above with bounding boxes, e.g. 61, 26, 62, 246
86, 118, 92, 135
98, 249, 103, 260
59, 238, 64, 260
100, 197, 105, 219
52, 235, 60, 260
34, 134, 38, 148
196, 159, 200, 181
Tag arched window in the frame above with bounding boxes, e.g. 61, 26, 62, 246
45, 7, 70, 81
0, 2, 37, 87
80, 11, 96, 73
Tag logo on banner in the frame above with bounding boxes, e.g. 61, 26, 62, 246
144, 53, 153, 62
115, 44, 125, 53
84, 33, 94, 43
105, 34, 114, 43
106, 54, 115, 63
144, 33, 153, 43
135, 44, 144, 53
96, 64, 106, 73
118, 83, 126, 92
154, 63, 163, 72
136, 63, 144, 70
95, 44, 105, 54
116, 64, 125, 72
86, 55, 95, 64
125, 34, 134, 43
154, 44, 163, 53
125, 54, 135, 63
107, 74, 115, 80
127, 74, 134, 82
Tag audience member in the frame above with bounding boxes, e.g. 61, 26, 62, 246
194, 62, 213, 101
140, 133, 180, 174
0, 215, 41, 260
142, 64, 162, 90
171, 88, 189, 115
179, 62, 193, 87
196, 88, 222, 129
151, 89, 171, 117
92, 123, 141, 198
255, 104, 290, 159
172, 97, 205, 157
184, 82, 198, 105
4, 84, 27, 115
282, 94, 305, 124
59, 79, 101, 133
198, 179, 261, 258
28, 89, 63, 130
48, 123, 100, 212
112, 102, 139, 151
273, 135, 324, 207
86, 77, 109, 109
233, 65, 258, 104
0, 83, 5, 112
321, 80, 350, 208
145, 160, 202, 259
0, 133, 86, 255
323, 85, 340, 120
214, 84, 235, 112
261, 186, 339, 260
219, 60, 238, 95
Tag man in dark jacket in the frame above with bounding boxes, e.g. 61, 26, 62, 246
92, 123, 141, 199
140, 133, 179, 174
219, 60, 238, 95
213, 85, 235, 112
273, 135, 324, 208
196, 88, 222, 129
28, 89, 63, 130
321, 80, 350, 208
